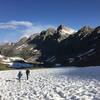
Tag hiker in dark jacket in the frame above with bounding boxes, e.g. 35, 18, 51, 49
26, 69, 30, 80
17, 71, 22, 82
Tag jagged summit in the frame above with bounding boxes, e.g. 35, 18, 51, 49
0, 25, 100, 66
57, 24, 76, 35
47, 28, 56, 33
94, 26, 100, 34
78, 26, 94, 33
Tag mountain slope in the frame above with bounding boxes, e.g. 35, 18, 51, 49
60, 26, 100, 66
0, 25, 100, 66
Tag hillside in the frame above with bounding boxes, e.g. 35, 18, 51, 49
0, 25, 100, 67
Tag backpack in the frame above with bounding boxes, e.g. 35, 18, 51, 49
26, 70, 30, 75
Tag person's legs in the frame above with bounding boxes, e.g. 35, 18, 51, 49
27, 74, 29, 80
19, 77, 21, 82
26, 73, 30, 80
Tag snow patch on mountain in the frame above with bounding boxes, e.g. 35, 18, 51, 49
57, 25, 76, 35
60, 27, 76, 35
16, 44, 28, 50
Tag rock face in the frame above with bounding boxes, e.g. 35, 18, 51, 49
57, 24, 75, 35
0, 25, 100, 66
60, 26, 100, 66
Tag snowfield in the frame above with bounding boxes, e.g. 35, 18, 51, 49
0, 67, 100, 100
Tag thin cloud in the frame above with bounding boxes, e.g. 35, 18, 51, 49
0, 20, 56, 43
10, 21, 33, 28
0, 21, 33, 29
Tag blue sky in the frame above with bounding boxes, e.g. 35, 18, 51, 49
0, 0, 100, 43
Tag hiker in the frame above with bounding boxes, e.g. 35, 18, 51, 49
26, 69, 30, 80
17, 71, 22, 82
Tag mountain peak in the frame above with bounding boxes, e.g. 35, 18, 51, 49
75, 26, 94, 38
47, 28, 56, 33
57, 25, 76, 35
94, 26, 100, 34
79, 26, 93, 33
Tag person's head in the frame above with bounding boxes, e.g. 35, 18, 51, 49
26, 69, 29, 71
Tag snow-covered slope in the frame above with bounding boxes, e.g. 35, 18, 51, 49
0, 67, 100, 100
0, 55, 4, 59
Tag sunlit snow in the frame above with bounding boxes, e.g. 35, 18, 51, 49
0, 67, 100, 100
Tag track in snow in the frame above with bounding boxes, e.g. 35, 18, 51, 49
0, 67, 100, 100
